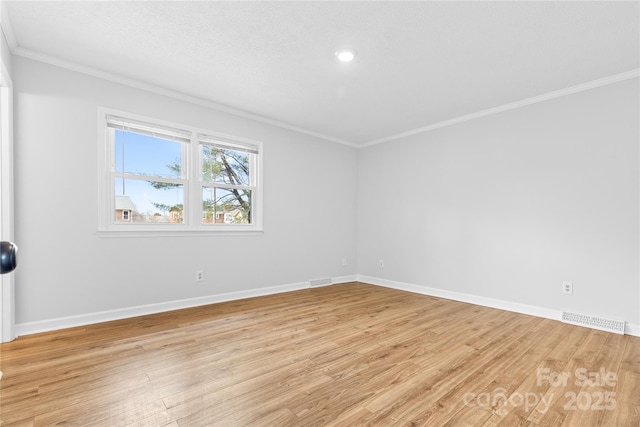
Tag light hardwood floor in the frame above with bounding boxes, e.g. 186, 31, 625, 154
0, 282, 639, 426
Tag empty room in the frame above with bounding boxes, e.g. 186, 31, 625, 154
0, 1, 639, 426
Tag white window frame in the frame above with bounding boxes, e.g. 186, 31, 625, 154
97, 108, 263, 237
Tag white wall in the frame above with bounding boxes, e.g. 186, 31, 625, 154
358, 78, 639, 326
13, 57, 358, 329
0, 21, 13, 74
0, 31, 11, 75
11, 53, 640, 335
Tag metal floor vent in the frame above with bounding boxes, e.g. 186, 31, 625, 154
561, 311, 625, 335
309, 278, 332, 287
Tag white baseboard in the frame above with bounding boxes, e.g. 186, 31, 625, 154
14, 274, 636, 338
625, 323, 640, 336
12, 276, 330, 336
14, 282, 304, 336
15, 275, 358, 337
331, 275, 359, 286
357, 275, 640, 337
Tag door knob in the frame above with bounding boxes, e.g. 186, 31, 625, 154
0, 241, 17, 274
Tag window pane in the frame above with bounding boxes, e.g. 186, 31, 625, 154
201, 145, 250, 185
202, 187, 251, 224
115, 178, 184, 224
115, 129, 182, 179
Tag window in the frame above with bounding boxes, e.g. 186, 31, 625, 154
199, 134, 258, 225
98, 109, 263, 235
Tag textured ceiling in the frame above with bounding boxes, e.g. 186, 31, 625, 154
2, 1, 639, 146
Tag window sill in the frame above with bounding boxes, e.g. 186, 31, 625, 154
97, 228, 264, 238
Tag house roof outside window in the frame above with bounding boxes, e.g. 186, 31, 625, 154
115, 196, 135, 211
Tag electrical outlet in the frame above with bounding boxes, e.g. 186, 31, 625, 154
196, 270, 204, 282
379, 259, 385, 268
342, 258, 347, 266
562, 281, 573, 295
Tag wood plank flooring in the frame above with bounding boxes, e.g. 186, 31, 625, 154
0, 282, 638, 426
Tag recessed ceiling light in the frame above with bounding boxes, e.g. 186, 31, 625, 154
335, 49, 356, 63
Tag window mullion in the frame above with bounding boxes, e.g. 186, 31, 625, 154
115, 172, 185, 185
189, 134, 201, 227
202, 183, 254, 192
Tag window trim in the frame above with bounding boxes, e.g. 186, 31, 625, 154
97, 107, 263, 237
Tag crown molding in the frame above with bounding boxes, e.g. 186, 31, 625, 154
10, 46, 359, 148
360, 68, 640, 148
4, 32, 638, 151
